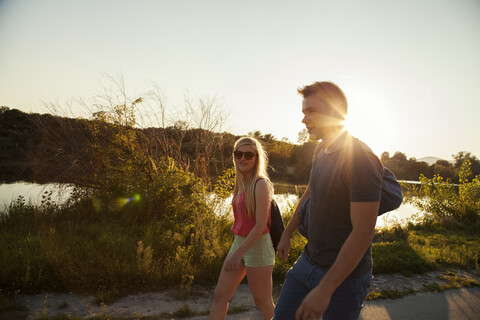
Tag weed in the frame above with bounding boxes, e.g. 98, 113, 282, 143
167, 285, 205, 301
422, 271, 480, 294
56, 300, 68, 309
0, 295, 28, 314
228, 304, 250, 314
437, 272, 480, 288
172, 304, 196, 317
423, 282, 443, 293
366, 287, 415, 300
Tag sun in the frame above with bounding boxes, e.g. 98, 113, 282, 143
342, 90, 398, 157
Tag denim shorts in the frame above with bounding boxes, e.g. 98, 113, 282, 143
274, 252, 371, 320
229, 234, 275, 267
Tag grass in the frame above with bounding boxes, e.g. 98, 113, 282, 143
2, 207, 479, 297
366, 222, 480, 300
366, 270, 480, 301
171, 304, 196, 317
423, 271, 480, 293
366, 288, 415, 300
0, 191, 232, 302
1, 184, 479, 318
367, 269, 480, 301
0, 295, 28, 314
228, 305, 250, 314
372, 223, 480, 276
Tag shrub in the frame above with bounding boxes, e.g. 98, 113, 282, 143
0, 104, 234, 299
406, 159, 480, 226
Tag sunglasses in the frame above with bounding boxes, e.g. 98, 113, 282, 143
233, 151, 257, 160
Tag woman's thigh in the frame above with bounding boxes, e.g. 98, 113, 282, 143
246, 265, 274, 302
213, 253, 246, 301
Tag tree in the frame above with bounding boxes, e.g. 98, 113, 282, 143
392, 151, 407, 162
269, 139, 294, 179
383, 152, 408, 179
433, 160, 454, 181
380, 151, 390, 163
0, 106, 9, 115
184, 94, 230, 180
297, 128, 309, 145
288, 141, 317, 184
452, 151, 480, 181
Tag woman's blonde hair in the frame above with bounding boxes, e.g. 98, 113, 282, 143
233, 137, 272, 218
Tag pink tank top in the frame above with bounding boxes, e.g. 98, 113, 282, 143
230, 191, 271, 236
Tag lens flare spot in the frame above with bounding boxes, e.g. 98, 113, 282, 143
92, 198, 102, 212
116, 194, 141, 208
117, 197, 131, 208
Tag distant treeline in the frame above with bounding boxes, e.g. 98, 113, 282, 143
1, 106, 479, 185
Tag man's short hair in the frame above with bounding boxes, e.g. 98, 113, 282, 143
297, 81, 348, 120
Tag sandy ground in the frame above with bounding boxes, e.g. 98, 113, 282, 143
2, 270, 479, 319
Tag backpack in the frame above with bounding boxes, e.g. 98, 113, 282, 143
297, 167, 402, 238
352, 138, 403, 216
268, 199, 285, 251
378, 167, 403, 215
254, 179, 285, 251
310, 137, 403, 217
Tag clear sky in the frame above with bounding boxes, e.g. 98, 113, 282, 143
1, 0, 479, 160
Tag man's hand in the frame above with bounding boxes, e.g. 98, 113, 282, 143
276, 234, 291, 260
295, 286, 331, 320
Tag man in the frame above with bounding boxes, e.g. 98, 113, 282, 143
275, 81, 383, 320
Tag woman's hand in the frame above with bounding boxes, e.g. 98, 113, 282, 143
224, 252, 243, 271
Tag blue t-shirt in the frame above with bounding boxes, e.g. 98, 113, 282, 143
305, 133, 383, 279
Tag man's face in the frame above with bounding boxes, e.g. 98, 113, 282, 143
301, 93, 342, 141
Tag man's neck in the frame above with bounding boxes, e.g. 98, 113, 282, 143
323, 129, 347, 154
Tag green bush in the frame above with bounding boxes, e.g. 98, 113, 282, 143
0, 161, 233, 301
272, 199, 307, 282
0, 105, 235, 300
406, 159, 480, 226
3, 100, 478, 300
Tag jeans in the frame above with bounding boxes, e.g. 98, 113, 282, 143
274, 252, 371, 320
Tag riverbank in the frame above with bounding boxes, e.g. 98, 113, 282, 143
2, 269, 479, 319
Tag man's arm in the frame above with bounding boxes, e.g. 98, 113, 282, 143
295, 201, 379, 320
277, 186, 310, 260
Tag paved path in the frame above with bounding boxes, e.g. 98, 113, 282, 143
5, 274, 479, 319
188, 287, 480, 320
360, 287, 480, 320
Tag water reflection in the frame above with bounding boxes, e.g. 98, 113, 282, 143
0, 182, 419, 229
376, 202, 419, 228
0, 182, 73, 205
271, 194, 419, 229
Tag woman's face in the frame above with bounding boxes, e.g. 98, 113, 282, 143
234, 145, 257, 175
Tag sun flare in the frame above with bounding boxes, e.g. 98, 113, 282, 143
342, 89, 398, 157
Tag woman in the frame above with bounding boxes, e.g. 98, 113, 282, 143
209, 137, 276, 320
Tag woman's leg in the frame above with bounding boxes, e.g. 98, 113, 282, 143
209, 253, 246, 320
246, 265, 275, 320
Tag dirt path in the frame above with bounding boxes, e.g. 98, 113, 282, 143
2, 270, 479, 319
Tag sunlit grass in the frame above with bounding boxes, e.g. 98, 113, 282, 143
373, 224, 480, 276
1, 185, 478, 306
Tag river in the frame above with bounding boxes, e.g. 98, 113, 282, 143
0, 182, 418, 228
